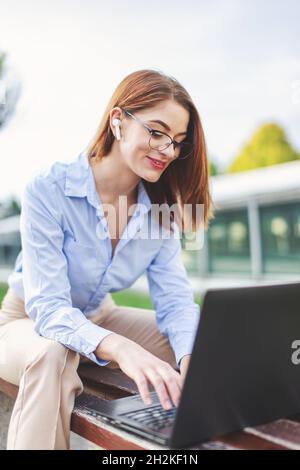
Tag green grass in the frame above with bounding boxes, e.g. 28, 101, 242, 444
112, 289, 201, 309
0, 284, 201, 310
112, 290, 154, 309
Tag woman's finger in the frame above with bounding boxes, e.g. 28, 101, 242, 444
144, 368, 172, 410
156, 366, 182, 407
134, 371, 153, 406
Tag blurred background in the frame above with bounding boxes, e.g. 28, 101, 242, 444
0, 0, 300, 307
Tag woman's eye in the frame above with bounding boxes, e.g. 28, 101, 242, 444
152, 130, 164, 136
152, 130, 165, 139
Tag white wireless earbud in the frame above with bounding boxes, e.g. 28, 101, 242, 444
112, 118, 121, 141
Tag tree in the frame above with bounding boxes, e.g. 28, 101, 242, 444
228, 122, 300, 173
0, 51, 22, 129
209, 160, 218, 176
0, 196, 21, 219
207, 153, 220, 176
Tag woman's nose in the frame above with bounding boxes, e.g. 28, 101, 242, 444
162, 144, 176, 160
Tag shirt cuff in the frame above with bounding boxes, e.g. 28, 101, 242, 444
171, 331, 197, 368
76, 321, 114, 366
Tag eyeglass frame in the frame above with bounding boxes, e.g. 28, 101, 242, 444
120, 108, 193, 160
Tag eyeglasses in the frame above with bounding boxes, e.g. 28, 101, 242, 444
121, 108, 193, 160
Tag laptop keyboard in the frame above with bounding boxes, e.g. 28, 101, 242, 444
120, 403, 177, 431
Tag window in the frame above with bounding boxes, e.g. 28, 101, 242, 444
181, 232, 201, 274
260, 202, 300, 274
0, 231, 21, 267
208, 209, 251, 274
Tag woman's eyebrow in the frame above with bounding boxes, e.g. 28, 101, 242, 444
148, 119, 187, 136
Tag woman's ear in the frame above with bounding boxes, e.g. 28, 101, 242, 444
109, 107, 123, 140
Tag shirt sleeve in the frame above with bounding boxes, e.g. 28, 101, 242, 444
146, 226, 201, 368
20, 175, 114, 366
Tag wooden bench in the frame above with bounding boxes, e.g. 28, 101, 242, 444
1, 363, 300, 450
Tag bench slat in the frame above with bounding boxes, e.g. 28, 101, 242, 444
0, 378, 18, 400
77, 364, 139, 395
244, 419, 300, 450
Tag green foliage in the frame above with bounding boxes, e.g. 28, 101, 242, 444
0, 196, 21, 219
228, 123, 300, 173
0, 284, 8, 307
209, 160, 218, 176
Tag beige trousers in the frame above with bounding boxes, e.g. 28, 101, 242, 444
0, 288, 177, 450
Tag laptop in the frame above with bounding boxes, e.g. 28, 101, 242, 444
76, 282, 300, 448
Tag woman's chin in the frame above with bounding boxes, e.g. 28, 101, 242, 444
143, 170, 162, 182
133, 157, 166, 182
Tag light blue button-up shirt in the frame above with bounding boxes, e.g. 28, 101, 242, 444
8, 149, 200, 367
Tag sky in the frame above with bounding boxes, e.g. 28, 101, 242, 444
0, 0, 299, 200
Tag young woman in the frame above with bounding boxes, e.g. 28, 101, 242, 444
0, 69, 213, 449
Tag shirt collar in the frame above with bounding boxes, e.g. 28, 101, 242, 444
64, 149, 90, 198
64, 149, 152, 216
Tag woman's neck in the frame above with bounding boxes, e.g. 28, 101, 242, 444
89, 153, 140, 207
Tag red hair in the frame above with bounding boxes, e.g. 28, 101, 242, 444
87, 69, 214, 232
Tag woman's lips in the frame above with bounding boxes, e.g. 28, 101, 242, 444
145, 156, 166, 170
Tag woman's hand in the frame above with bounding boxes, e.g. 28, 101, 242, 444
96, 333, 182, 410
